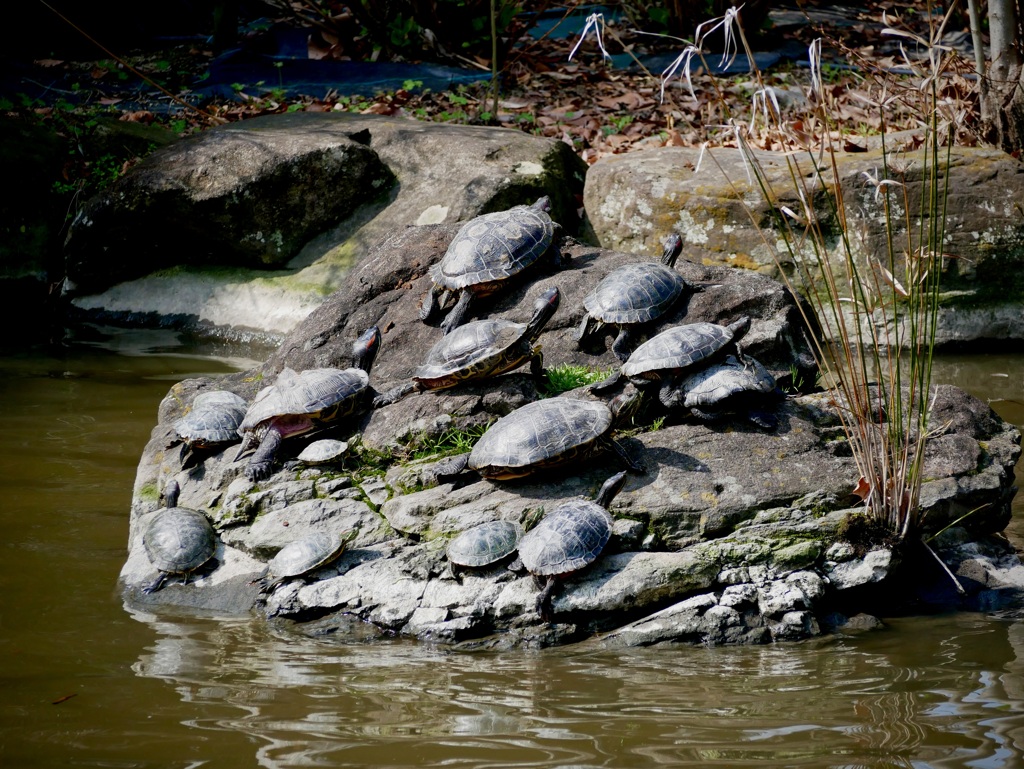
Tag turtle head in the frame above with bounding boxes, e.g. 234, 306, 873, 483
163, 479, 181, 509
596, 471, 628, 509
525, 286, 561, 338
728, 316, 752, 342
233, 431, 259, 462
660, 233, 683, 268
532, 196, 552, 213
609, 385, 644, 427
353, 326, 381, 373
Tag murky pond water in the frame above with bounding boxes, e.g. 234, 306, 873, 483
1, 329, 1022, 768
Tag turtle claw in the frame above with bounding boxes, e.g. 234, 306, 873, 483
245, 460, 274, 482
440, 291, 472, 334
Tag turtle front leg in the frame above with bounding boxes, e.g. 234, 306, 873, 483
246, 429, 283, 481
429, 452, 471, 484
548, 223, 566, 270
536, 575, 558, 622
440, 290, 473, 334
659, 377, 687, 410
419, 284, 441, 321
575, 314, 598, 345
589, 369, 623, 394
610, 326, 635, 362
372, 381, 420, 408
607, 436, 646, 474
142, 572, 168, 594
529, 348, 546, 383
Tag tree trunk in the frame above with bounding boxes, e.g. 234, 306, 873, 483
977, 0, 1024, 152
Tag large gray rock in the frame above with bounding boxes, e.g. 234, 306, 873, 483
118, 222, 1022, 645
584, 145, 1024, 345
66, 113, 587, 340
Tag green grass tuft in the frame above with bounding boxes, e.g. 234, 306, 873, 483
543, 363, 616, 395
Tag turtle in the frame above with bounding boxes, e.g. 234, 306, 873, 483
142, 479, 217, 594
296, 438, 350, 466
420, 197, 561, 334
591, 316, 751, 397
576, 233, 687, 361
433, 393, 644, 481
679, 354, 780, 429
254, 530, 357, 601
375, 286, 561, 407
518, 471, 626, 621
172, 390, 248, 468
234, 326, 380, 481
446, 520, 524, 579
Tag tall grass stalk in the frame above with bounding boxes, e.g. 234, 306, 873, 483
573, 5, 958, 539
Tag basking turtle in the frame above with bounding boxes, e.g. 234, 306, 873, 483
173, 390, 248, 467
254, 530, 356, 601
296, 439, 350, 466
680, 354, 780, 428
234, 326, 380, 481
142, 479, 217, 594
420, 197, 561, 334
375, 286, 561, 407
446, 520, 523, 579
576, 233, 686, 360
592, 317, 751, 397
518, 471, 626, 621
434, 393, 644, 481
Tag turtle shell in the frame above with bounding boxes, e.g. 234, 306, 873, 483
682, 355, 776, 409
143, 507, 216, 576
174, 390, 247, 447
238, 367, 370, 435
447, 520, 523, 568
297, 439, 350, 465
518, 500, 612, 577
622, 322, 739, 380
429, 202, 554, 291
583, 262, 686, 325
267, 532, 349, 583
469, 398, 612, 479
415, 319, 527, 384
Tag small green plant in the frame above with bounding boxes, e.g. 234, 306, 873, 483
411, 424, 490, 461
543, 364, 615, 395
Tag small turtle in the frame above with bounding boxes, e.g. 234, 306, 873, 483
375, 286, 561, 407
420, 197, 561, 334
173, 390, 248, 467
518, 471, 627, 621
592, 316, 751, 397
680, 354, 780, 428
434, 393, 644, 481
576, 233, 687, 360
234, 326, 380, 481
446, 520, 523, 578
254, 530, 356, 601
142, 480, 217, 594
297, 439, 350, 466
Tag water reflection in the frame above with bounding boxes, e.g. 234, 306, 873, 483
125, 607, 1024, 769
2, 332, 1024, 769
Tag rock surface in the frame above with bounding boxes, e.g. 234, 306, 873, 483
119, 220, 1022, 648
584, 145, 1024, 345
66, 113, 587, 341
